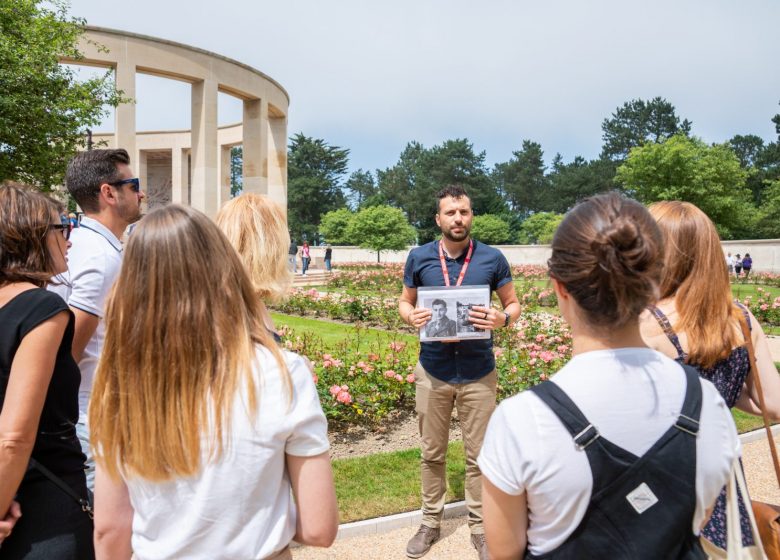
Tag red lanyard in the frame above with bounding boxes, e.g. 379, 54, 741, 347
438, 239, 473, 287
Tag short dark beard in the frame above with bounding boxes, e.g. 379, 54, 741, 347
442, 226, 470, 242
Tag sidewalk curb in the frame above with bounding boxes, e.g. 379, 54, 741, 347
297, 425, 778, 546
291, 501, 468, 546
739, 423, 780, 444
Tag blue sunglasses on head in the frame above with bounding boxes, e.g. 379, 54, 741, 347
110, 177, 141, 192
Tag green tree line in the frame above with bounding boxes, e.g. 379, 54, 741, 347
287, 97, 780, 245
3, 2, 778, 244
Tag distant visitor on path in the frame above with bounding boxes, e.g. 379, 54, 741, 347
741, 253, 753, 279
726, 252, 734, 275
734, 253, 743, 278
89, 205, 338, 559
324, 245, 333, 272
399, 184, 520, 560
288, 238, 298, 273
479, 192, 738, 560
301, 241, 311, 275
639, 201, 780, 554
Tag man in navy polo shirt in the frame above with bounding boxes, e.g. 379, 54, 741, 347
399, 185, 520, 559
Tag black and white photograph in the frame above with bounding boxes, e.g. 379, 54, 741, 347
417, 285, 491, 342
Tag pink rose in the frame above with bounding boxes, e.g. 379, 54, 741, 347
406, 373, 416, 383
329, 385, 340, 396
336, 390, 352, 405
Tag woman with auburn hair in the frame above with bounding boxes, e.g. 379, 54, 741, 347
215, 193, 292, 343
0, 183, 94, 558
479, 193, 737, 559
639, 200, 780, 553
90, 205, 337, 560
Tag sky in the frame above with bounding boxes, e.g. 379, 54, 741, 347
67, 0, 780, 175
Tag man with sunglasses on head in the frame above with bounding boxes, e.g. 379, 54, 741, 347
50, 149, 144, 489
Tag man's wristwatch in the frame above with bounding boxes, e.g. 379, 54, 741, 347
503, 311, 511, 328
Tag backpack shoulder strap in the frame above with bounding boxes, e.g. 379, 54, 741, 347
530, 381, 600, 450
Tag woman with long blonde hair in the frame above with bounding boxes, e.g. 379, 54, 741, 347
90, 205, 337, 560
639, 200, 780, 553
215, 193, 292, 343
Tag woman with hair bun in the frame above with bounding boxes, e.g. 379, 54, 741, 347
479, 192, 738, 559
639, 200, 780, 554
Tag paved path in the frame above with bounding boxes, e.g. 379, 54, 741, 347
294, 433, 780, 560
767, 335, 780, 363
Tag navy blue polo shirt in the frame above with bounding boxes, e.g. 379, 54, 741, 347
403, 239, 512, 383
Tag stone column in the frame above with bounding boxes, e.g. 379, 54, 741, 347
242, 98, 268, 195
171, 147, 189, 205
218, 145, 232, 208
114, 61, 137, 160
137, 150, 148, 213
267, 114, 287, 206
190, 79, 218, 217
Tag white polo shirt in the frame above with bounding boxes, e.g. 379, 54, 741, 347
50, 216, 123, 413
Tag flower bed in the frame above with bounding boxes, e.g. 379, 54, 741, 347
276, 262, 778, 428
740, 272, 780, 287
326, 267, 404, 294
278, 312, 572, 426
739, 288, 780, 327
272, 288, 409, 331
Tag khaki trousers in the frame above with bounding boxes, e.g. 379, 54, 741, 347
414, 363, 497, 534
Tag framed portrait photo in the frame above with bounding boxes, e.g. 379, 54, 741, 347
417, 285, 491, 342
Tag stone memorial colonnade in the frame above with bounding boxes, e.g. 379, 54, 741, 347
60, 26, 289, 216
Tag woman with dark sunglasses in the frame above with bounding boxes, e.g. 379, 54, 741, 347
0, 183, 94, 559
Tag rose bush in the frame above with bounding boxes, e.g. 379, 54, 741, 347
278, 325, 417, 425
739, 288, 780, 327
278, 311, 572, 426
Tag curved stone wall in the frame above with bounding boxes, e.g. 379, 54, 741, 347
312, 241, 780, 272
61, 26, 288, 216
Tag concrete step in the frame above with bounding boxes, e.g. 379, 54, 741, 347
292, 269, 331, 287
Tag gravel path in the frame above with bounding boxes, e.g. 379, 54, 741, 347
294, 432, 780, 560
766, 335, 780, 363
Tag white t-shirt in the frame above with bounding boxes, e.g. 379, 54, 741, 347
478, 348, 738, 556
49, 216, 123, 414
125, 347, 329, 560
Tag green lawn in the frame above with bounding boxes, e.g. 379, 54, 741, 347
333, 442, 465, 523
333, 408, 769, 523
271, 312, 417, 350
731, 283, 780, 300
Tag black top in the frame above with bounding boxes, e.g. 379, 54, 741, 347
0, 289, 86, 478
325, 248, 332, 259
288, 242, 298, 255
